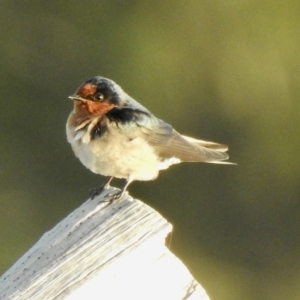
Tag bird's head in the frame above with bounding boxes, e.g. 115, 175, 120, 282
69, 76, 125, 115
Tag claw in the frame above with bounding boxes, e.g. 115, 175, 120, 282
89, 177, 114, 200
105, 190, 126, 201
89, 187, 104, 200
89, 176, 132, 202
104, 177, 132, 203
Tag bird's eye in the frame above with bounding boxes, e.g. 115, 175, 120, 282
95, 93, 104, 101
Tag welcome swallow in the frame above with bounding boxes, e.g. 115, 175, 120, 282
66, 76, 232, 200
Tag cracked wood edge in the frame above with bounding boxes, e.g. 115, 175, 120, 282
0, 188, 210, 300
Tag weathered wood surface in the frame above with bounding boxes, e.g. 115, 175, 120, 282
0, 188, 210, 300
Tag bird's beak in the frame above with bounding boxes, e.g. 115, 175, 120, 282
68, 95, 86, 102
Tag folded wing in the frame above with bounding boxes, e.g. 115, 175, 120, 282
135, 115, 231, 163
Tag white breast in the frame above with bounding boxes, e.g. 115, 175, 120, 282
66, 120, 163, 181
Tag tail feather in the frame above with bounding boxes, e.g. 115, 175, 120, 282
182, 135, 228, 152
181, 135, 235, 164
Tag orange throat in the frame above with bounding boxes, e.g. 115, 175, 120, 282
73, 82, 116, 117
75, 100, 116, 116
68, 100, 115, 129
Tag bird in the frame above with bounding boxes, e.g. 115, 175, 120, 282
66, 76, 232, 200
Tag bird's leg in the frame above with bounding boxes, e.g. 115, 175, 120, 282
89, 176, 114, 200
105, 177, 133, 201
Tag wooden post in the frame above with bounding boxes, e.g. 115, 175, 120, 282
0, 188, 210, 300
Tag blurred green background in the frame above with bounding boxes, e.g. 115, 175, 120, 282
1, 1, 300, 299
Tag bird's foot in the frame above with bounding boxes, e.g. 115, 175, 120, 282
89, 177, 114, 200
89, 186, 108, 200
104, 177, 131, 203
104, 189, 127, 203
